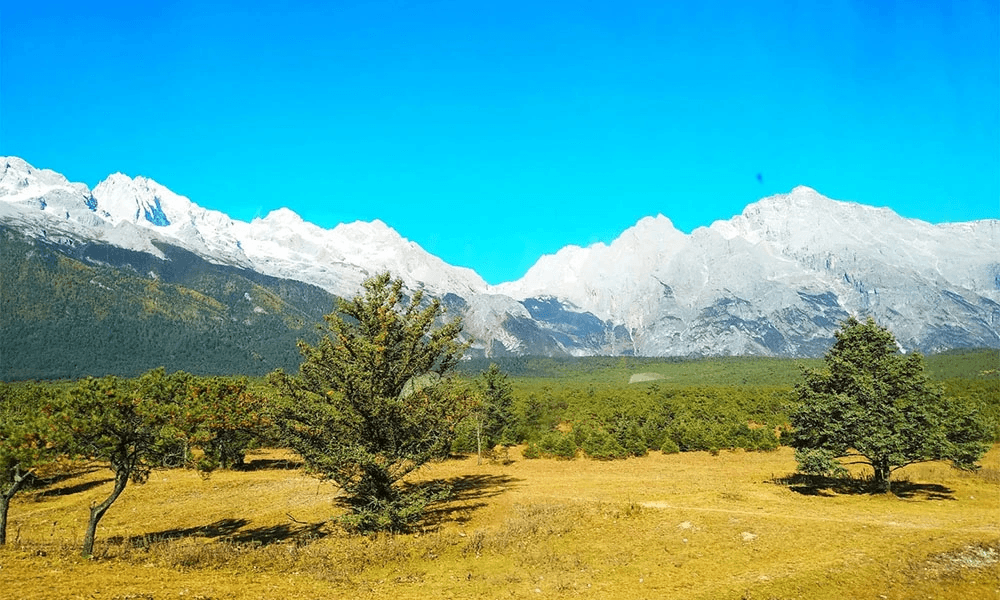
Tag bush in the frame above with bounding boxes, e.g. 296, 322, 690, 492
580, 428, 628, 460
660, 438, 680, 454
618, 423, 648, 457
537, 431, 577, 459
794, 448, 848, 478
522, 443, 541, 459
450, 429, 476, 454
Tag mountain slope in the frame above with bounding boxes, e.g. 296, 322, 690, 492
2, 156, 998, 379
0, 226, 333, 379
495, 186, 999, 356
1, 157, 487, 299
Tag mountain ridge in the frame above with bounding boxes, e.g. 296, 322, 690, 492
2, 156, 997, 374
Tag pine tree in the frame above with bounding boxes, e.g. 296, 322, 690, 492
470, 363, 517, 463
65, 369, 189, 556
0, 384, 65, 545
271, 273, 471, 532
790, 317, 990, 492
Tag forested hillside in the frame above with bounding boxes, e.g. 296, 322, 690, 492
1, 228, 332, 379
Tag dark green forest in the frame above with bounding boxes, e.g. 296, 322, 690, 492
1, 228, 331, 379
472, 349, 1000, 458
4, 349, 997, 466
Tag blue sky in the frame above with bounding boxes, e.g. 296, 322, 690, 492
3, 1, 997, 284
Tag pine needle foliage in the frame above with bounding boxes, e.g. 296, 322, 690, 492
271, 273, 470, 532
0, 384, 65, 545
64, 368, 190, 556
789, 317, 991, 492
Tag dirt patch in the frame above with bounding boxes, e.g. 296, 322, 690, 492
923, 542, 1000, 576
628, 372, 665, 384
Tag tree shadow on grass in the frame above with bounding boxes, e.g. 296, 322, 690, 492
415, 473, 522, 529
109, 517, 331, 547
35, 465, 102, 487
34, 477, 114, 499
107, 518, 251, 546
234, 457, 304, 471
27, 465, 106, 498
772, 473, 956, 500
328, 473, 521, 532
226, 521, 328, 545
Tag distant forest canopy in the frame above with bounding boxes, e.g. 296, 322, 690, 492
0, 227, 330, 380
3, 350, 998, 460
456, 349, 999, 386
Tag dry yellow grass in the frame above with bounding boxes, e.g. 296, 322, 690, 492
2, 445, 998, 599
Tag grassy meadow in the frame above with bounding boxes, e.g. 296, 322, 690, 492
3, 351, 998, 599
2, 444, 997, 600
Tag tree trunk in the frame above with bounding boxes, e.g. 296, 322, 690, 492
82, 469, 129, 557
476, 421, 483, 466
0, 495, 8, 546
1, 467, 32, 545
873, 458, 892, 494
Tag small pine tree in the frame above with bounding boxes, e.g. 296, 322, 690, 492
65, 368, 189, 556
271, 273, 471, 532
470, 364, 517, 463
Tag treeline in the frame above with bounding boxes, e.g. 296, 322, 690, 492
505, 382, 791, 459
0, 370, 271, 553
458, 349, 998, 387
492, 352, 999, 459
456, 355, 822, 386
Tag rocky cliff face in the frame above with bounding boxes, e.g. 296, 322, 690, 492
3, 156, 998, 361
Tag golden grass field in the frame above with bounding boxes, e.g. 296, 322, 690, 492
2, 445, 997, 600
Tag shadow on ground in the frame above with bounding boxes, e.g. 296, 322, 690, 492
109, 517, 330, 547
28, 466, 106, 499
772, 473, 956, 500
235, 457, 304, 471
108, 518, 251, 546
107, 473, 519, 546
328, 473, 522, 532
418, 473, 522, 528
35, 477, 113, 499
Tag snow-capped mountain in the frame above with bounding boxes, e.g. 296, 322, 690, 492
2, 156, 998, 363
495, 186, 998, 355
0, 157, 487, 300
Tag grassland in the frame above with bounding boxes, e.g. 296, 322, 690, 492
2, 444, 997, 599
3, 351, 996, 598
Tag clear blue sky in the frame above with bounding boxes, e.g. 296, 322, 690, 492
2, 1, 997, 284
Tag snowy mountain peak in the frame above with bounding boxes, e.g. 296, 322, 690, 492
790, 184, 819, 195
2, 156, 996, 360
91, 172, 194, 227
332, 218, 408, 247
0, 156, 85, 201
258, 207, 306, 225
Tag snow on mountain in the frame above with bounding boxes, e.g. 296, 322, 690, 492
495, 214, 687, 317
0, 157, 103, 228
2, 156, 997, 358
237, 209, 487, 298
493, 185, 999, 356
90, 172, 253, 267
0, 157, 486, 300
